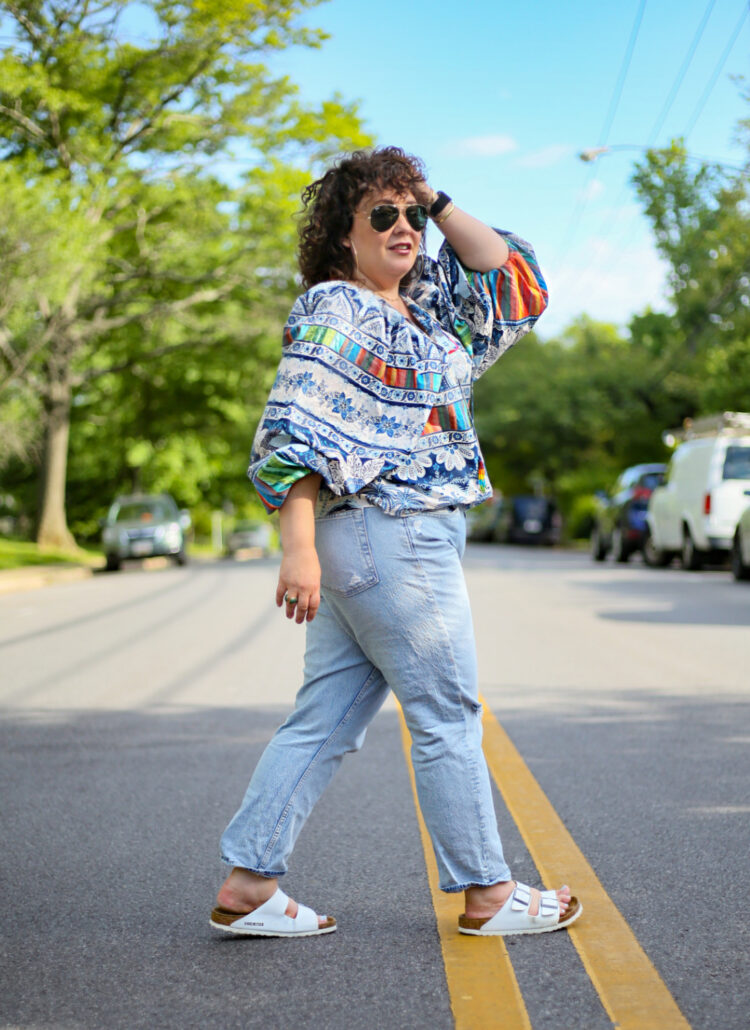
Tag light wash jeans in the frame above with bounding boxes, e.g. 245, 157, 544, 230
220, 505, 512, 892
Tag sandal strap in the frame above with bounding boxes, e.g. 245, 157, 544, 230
511, 882, 532, 912
226, 888, 319, 934
249, 889, 320, 932
254, 888, 289, 919
511, 882, 559, 920
293, 902, 321, 933
538, 891, 560, 919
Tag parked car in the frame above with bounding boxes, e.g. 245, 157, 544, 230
495, 496, 562, 546
101, 493, 190, 571
645, 412, 750, 569
590, 463, 667, 563
731, 503, 750, 581
225, 519, 273, 557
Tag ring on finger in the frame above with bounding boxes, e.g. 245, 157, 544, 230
284, 593, 298, 605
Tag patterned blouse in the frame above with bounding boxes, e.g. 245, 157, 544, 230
248, 231, 548, 517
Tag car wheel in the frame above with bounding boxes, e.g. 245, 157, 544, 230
105, 553, 121, 572
731, 531, 750, 581
173, 549, 188, 566
612, 526, 630, 563
590, 525, 607, 562
681, 526, 703, 571
643, 530, 670, 568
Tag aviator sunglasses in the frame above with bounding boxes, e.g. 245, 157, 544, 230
363, 203, 428, 233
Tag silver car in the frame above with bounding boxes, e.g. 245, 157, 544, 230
102, 493, 190, 571
225, 519, 273, 558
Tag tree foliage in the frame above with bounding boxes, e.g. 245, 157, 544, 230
0, 0, 371, 545
631, 129, 750, 406
473, 316, 683, 525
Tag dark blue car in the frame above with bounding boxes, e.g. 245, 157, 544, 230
590, 463, 667, 563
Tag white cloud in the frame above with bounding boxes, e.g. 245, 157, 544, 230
516, 144, 574, 169
579, 178, 605, 202
449, 134, 518, 157
538, 236, 671, 338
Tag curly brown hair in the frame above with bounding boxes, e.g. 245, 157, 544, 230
298, 146, 430, 291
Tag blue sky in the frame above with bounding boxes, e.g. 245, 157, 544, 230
265, 0, 749, 337
17, 0, 745, 338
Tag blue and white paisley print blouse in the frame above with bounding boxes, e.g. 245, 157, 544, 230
249, 231, 548, 517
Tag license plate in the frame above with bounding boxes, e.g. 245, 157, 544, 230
130, 540, 153, 556
523, 519, 542, 533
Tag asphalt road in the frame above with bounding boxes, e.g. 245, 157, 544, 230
1, 546, 748, 1029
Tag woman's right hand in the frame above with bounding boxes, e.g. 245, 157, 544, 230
276, 545, 321, 624
276, 472, 322, 624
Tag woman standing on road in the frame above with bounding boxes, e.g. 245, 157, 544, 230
211, 146, 582, 938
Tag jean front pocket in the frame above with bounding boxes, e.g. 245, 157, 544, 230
315, 509, 380, 597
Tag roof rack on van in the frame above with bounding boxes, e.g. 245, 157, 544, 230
662, 411, 750, 445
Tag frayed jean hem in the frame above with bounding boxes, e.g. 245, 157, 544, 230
220, 855, 286, 878
441, 875, 512, 893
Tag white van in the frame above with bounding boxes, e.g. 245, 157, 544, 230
645, 412, 750, 569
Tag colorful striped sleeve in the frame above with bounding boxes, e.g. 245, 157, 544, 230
430, 231, 549, 380
250, 448, 319, 513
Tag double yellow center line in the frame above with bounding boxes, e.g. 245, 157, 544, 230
399, 698, 691, 1029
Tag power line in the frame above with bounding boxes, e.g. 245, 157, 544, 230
684, 1, 750, 138
557, 2, 747, 304
646, 0, 717, 146
598, 0, 648, 145
553, 0, 648, 268
592, 1, 748, 281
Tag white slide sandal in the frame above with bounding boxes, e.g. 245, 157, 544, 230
458, 881, 583, 936
210, 887, 336, 937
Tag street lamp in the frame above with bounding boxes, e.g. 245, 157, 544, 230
578, 145, 644, 162
578, 144, 745, 172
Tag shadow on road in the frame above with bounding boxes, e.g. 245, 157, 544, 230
576, 572, 750, 626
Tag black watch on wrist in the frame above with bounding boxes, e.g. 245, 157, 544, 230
429, 191, 452, 218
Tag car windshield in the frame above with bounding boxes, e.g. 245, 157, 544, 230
114, 502, 171, 522
723, 446, 750, 481
513, 498, 549, 517
639, 472, 665, 489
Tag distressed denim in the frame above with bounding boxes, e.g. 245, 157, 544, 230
220, 505, 512, 892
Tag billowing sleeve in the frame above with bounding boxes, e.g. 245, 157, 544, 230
248, 284, 441, 512
413, 230, 548, 380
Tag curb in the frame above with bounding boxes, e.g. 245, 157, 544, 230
0, 564, 95, 597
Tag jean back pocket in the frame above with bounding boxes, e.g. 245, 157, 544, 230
315, 509, 380, 597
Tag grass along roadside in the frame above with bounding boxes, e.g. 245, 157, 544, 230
0, 537, 104, 571
0, 532, 274, 575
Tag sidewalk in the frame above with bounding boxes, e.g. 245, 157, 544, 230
0, 552, 220, 597
0, 563, 95, 596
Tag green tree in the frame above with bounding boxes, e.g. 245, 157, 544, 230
631, 125, 750, 411
0, 0, 370, 546
474, 315, 688, 531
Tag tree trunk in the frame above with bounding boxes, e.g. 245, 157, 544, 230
36, 375, 76, 550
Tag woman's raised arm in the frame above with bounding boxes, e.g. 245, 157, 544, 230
425, 189, 509, 273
